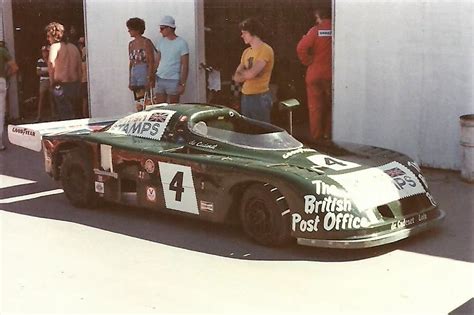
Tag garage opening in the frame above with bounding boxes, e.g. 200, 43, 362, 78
203, 0, 332, 139
11, 0, 84, 122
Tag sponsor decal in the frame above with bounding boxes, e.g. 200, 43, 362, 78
292, 212, 370, 232
390, 217, 415, 230
381, 162, 426, 197
200, 200, 214, 212
318, 30, 332, 37
304, 194, 352, 214
390, 212, 428, 231
292, 180, 370, 233
282, 148, 316, 159
328, 161, 426, 211
11, 127, 36, 136
188, 140, 218, 150
307, 154, 360, 171
95, 181, 105, 194
107, 109, 175, 141
144, 159, 155, 174
146, 186, 156, 202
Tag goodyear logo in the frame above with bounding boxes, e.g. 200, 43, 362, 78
12, 127, 36, 137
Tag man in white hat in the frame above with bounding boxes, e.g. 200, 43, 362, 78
154, 15, 189, 103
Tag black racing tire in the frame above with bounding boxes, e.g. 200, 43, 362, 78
240, 183, 292, 246
60, 149, 97, 208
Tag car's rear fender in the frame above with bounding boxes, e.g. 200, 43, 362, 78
45, 140, 97, 180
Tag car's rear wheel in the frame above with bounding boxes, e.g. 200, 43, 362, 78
60, 149, 97, 208
240, 183, 292, 246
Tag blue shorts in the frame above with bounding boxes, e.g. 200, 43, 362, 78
240, 90, 273, 123
155, 77, 179, 96
130, 63, 148, 88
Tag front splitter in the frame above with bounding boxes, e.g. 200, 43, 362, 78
297, 209, 445, 249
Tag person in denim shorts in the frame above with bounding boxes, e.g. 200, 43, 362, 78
154, 15, 189, 104
127, 17, 156, 101
233, 18, 274, 123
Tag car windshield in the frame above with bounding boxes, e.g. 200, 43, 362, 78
189, 112, 303, 150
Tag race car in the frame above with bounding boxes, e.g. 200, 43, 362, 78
8, 103, 445, 248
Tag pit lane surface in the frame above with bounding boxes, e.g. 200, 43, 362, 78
1, 145, 473, 314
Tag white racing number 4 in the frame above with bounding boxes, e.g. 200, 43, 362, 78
307, 154, 360, 171
158, 162, 199, 214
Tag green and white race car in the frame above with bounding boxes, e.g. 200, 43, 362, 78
8, 103, 444, 248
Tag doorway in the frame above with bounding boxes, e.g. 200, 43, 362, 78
11, 0, 84, 121
203, 0, 332, 136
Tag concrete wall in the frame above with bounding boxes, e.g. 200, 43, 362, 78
333, 0, 474, 170
85, 0, 205, 118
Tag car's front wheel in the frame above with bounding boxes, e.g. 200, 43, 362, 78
240, 183, 292, 246
60, 149, 97, 208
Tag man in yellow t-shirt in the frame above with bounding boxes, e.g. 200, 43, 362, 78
233, 18, 274, 123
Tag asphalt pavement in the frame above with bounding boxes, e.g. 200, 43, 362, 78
0, 140, 473, 314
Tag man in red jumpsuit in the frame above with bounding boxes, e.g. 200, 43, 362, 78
297, 7, 332, 142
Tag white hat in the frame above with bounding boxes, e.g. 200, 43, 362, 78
160, 15, 176, 28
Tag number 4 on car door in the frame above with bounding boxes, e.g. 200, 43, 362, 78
169, 171, 184, 202
158, 162, 199, 214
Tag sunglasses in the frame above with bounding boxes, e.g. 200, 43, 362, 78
160, 26, 169, 30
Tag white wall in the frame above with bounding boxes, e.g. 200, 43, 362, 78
85, 0, 205, 118
333, 0, 474, 170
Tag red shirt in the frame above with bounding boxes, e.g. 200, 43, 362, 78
296, 19, 332, 80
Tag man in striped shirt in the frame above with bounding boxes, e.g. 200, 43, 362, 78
36, 45, 54, 122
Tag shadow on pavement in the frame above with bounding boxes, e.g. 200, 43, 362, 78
0, 144, 472, 263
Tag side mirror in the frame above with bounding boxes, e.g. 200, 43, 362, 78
279, 99, 300, 111
278, 99, 300, 135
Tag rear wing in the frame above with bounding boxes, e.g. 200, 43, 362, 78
8, 116, 121, 152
